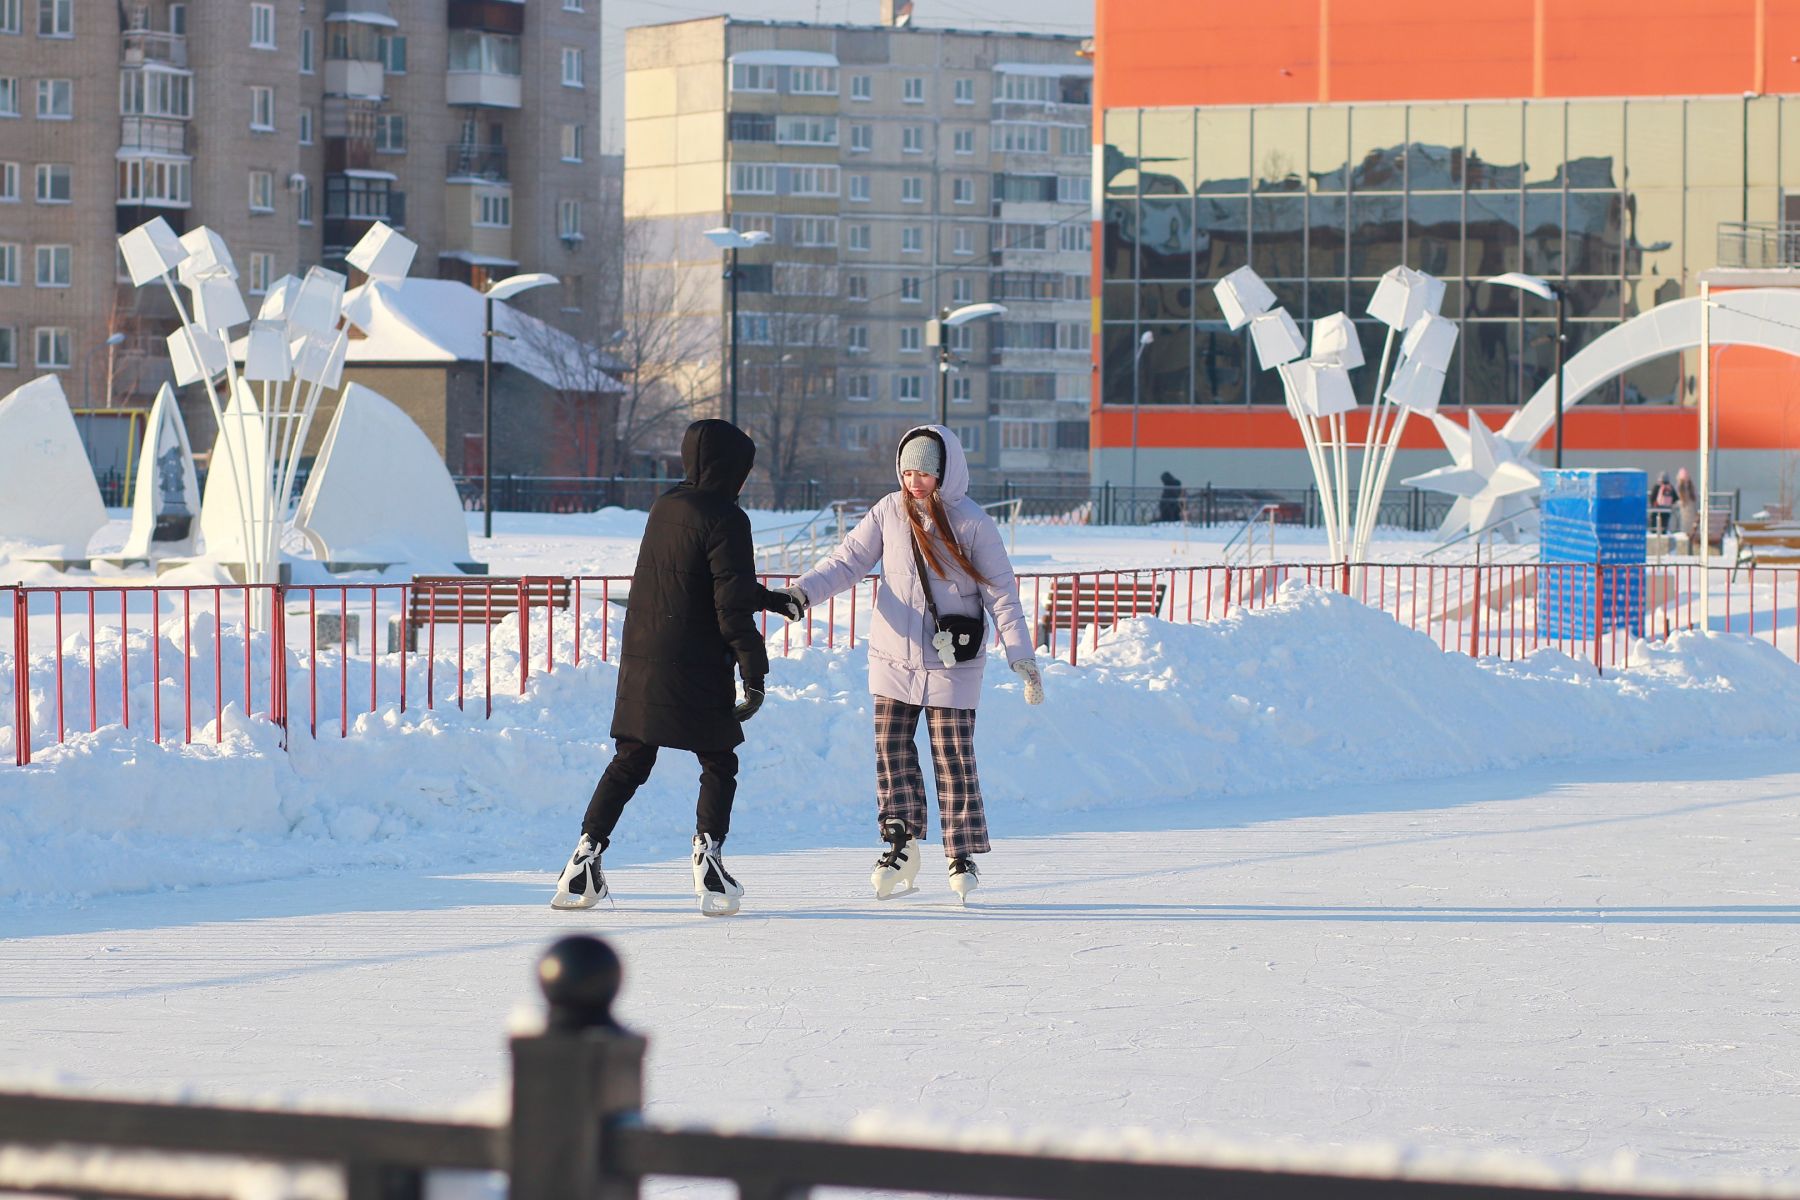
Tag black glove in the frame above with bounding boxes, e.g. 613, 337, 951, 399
764, 585, 807, 622
734, 678, 765, 723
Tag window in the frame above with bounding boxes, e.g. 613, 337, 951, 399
846, 324, 868, 354
1057, 175, 1090, 204
846, 274, 867, 301
847, 173, 869, 202
788, 66, 835, 95
0, 77, 16, 116
379, 33, 406, 73
897, 374, 923, 402
994, 124, 1051, 154
850, 73, 870, 101
35, 78, 69, 118
736, 315, 770, 344
849, 122, 871, 153
0, 326, 13, 368
999, 222, 1048, 251
729, 112, 774, 142
564, 0, 584, 8
784, 165, 837, 196
248, 169, 273, 212
952, 420, 982, 451
951, 377, 973, 404
786, 216, 834, 246
730, 163, 774, 194
298, 105, 313, 145
953, 177, 974, 205
299, 27, 313, 72
0, 0, 17, 33
900, 176, 923, 203
34, 325, 69, 368
847, 223, 870, 252
475, 191, 511, 226
37, 0, 70, 36
951, 276, 972, 304
900, 275, 921, 303
33, 163, 68, 202
902, 76, 924, 104
997, 73, 1058, 103
953, 226, 975, 255
560, 123, 584, 162
902, 125, 924, 154
116, 156, 190, 204
0, 162, 14, 200
845, 373, 871, 401
249, 3, 273, 47
561, 47, 584, 88
250, 85, 274, 131
119, 69, 191, 117
559, 199, 584, 240
776, 115, 836, 145
729, 62, 775, 91
1063, 273, 1090, 300
901, 226, 923, 254
1059, 224, 1090, 252
375, 113, 406, 152
449, 30, 521, 75
1059, 125, 1087, 156
954, 128, 975, 155
954, 78, 974, 105
734, 263, 772, 294
295, 176, 311, 224
899, 326, 922, 353
248, 251, 273, 294
0, 242, 15, 284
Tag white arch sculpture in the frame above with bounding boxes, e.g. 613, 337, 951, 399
1405, 288, 1800, 540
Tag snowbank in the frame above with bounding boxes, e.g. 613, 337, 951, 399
3, 582, 1797, 906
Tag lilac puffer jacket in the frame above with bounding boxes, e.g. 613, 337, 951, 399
793, 424, 1033, 711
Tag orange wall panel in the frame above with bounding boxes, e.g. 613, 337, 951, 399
1547, 0, 1756, 97
1714, 346, 1800, 452
1329, 0, 1533, 101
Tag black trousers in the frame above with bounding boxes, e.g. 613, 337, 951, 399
582, 737, 738, 847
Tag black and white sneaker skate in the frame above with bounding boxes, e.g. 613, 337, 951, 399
871, 818, 922, 900
947, 855, 979, 905
551, 834, 608, 910
692, 833, 743, 917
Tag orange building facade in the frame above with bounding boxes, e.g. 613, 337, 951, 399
1091, 0, 1800, 511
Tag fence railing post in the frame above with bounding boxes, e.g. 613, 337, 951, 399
13, 588, 29, 766
511, 936, 646, 1200
1593, 561, 1605, 676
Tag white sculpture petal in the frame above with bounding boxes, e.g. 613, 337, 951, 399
118, 218, 189, 287
1310, 312, 1365, 369
1367, 265, 1430, 331
243, 320, 293, 382
197, 382, 272, 565
346, 223, 417, 283
1249, 308, 1306, 369
1404, 409, 1545, 541
167, 327, 228, 386
1385, 357, 1448, 414
256, 275, 303, 323
292, 333, 347, 389
0, 376, 108, 556
1213, 265, 1277, 331
176, 226, 238, 284
290, 266, 347, 337
1296, 360, 1358, 418
293, 383, 474, 568
191, 275, 250, 335
120, 383, 201, 559
1399, 313, 1459, 371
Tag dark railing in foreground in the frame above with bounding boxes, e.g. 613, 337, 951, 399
0, 935, 1755, 1200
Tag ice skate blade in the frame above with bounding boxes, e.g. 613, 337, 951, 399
875, 884, 921, 900
699, 894, 741, 917
550, 891, 601, 910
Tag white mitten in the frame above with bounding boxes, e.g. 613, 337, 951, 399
771, 585, 808, 622
1011, 659, 1044, 705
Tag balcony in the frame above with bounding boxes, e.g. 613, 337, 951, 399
122, 29, 187, 68
447, 71, 520, 109
446, 143, 508, 182
119, 117, 189, 156
326, 0, 395, 20
1718, 221, 1800, 269
448, 1, 525, 34
325, 174, 406, 251
324, 58, 385, 99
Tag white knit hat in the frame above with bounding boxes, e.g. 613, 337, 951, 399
898, 434, 942, 478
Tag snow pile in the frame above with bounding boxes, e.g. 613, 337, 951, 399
3, 582, 1798, 906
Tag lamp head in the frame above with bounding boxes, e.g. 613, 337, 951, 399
1488, 271, 1558, 303
943, 302, 1006, 327
1139, 330, 1155, 345
703, 227, 773, 250
104, 333, 127, 347
486, 272, 559, 301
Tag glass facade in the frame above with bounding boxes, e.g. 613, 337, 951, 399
1102, 96, 1795, 411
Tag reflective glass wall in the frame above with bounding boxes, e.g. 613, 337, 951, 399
1102, 96, 1794, 410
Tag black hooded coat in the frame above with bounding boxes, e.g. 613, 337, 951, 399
610, 420, 770, 752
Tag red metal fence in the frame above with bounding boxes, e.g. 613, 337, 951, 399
6, 563, 1798, 765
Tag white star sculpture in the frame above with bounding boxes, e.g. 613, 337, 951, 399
1404, 411, 1542, 542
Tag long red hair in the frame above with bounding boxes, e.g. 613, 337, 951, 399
905, 490, 989, 586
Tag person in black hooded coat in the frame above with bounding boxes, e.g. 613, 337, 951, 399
552, 419, 800, 915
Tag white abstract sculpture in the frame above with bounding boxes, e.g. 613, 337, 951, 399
292, 383, 474, 569
119, 217, 417, 610
0, 375, 108, 559
1216, 264, 1457, 563
120, 383, 201, 560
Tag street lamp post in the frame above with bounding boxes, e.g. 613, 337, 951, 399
1131, 329, 1154, 493
83, 332, 126, 408
481, 271, 559, 540
703, 227, 773, 427
1490, 271, 1566, 469
928, 302, 1006, 425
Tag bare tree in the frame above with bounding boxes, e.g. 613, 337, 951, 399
737, 266, 841, 507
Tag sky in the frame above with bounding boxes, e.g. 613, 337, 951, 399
599, 0, 1096, 151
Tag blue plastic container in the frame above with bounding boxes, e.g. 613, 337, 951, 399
1537, 469, 1647, 638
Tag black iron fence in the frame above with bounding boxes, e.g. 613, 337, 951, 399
0, 935, 1747, 1200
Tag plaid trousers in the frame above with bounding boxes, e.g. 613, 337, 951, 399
873, 696, 990, 858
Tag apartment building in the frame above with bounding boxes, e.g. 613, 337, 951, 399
0, 0, 603, 453
623, 12, 1092, 491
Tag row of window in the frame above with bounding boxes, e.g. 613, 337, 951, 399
730, 117, 1088, 159
730, 64, 1088, 108
0, 0, 72, 37
0, 242, 71, 287
728, 164, 1090, 211
0, 76, 69, 118
0, 162, 67, 202
0, 326, 74, 370
727, 213, 1090, 257
741, 267, 1085, 309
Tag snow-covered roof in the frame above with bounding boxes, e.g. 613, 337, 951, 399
728, 49, 839, 68
335, 278, 627, 392
994, 61, 1093, 77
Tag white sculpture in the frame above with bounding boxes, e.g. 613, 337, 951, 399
293, 383, 475, 570
1215, 264, 1457, 562
119, 383, 201, 560
0, 375, 107, 561
196, 380, 271, 570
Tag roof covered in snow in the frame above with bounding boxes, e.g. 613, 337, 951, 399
338, 278, 626, 394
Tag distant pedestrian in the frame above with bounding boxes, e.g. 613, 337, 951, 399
1158, 471, 1184, 523
552, 419, 793, 917
1650, 472, 1676, 534
1676, 467, 1700, 552
774, 425, 1042, 905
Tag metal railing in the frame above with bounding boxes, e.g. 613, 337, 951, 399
1717, 220, 1800, 269
0, 933, 1765, 1200
444, 142, 507, 181
8, 563, 1800, 766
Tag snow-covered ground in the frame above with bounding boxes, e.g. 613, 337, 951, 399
7, 511, 1800, 1191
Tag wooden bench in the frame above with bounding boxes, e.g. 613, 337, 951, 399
1732, 519, 1800, 574
405, 575, 573, 651
1034, 577, 1167, 649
